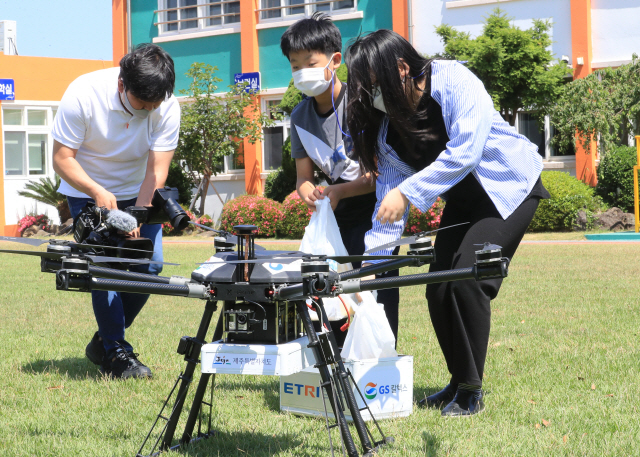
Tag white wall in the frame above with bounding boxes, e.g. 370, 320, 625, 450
202, 178, 247, 225
4, 179, 59, 225
592, 0, 640, 66
412, 0, 573, 62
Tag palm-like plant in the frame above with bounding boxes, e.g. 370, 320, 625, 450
17, 175, 71, 223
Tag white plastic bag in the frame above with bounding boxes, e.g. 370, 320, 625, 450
299, 198, 355, 321
341, 291, 398, 361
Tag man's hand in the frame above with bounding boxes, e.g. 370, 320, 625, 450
375, 187, 409, 225
320, 185, 343, 210
93, 188, 118, 210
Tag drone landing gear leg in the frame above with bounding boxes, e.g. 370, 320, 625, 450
297, 299, 390, 457
296, 300, 359, 457
136, 300, 218, 456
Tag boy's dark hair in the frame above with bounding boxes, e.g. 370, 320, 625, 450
119, 43, 175, 102
280, 12, 342, 60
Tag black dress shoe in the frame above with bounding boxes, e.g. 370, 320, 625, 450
441, 388, 484, 417
418, 383, 458, 408
85, 331, 106, 366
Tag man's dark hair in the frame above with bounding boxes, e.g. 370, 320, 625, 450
280, 12, 342, 60
119, 43, 175, 102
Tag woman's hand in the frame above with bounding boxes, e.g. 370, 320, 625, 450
375, 187, 409, 224
320, 185, 343, 210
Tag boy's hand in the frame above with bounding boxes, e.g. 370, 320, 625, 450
320, 185, 343, 210
302, 187, 323, 211
376, 187, 409, 224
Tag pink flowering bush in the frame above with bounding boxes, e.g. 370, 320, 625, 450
219, 195, 284, 237
276, 188, 324, 239
18, 214, 50, 234
403, 198, 445, 235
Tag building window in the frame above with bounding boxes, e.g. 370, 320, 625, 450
516, 112, 576, 159
258, 0, 356, 22
262, 98, 290, 171
224, 141, 245, 172
2, 106, 53, 177
157, 0, 240, 35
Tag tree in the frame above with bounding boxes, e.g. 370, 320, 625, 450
174, 63, 274, 214
18, 175, 71, 223
550, 55, 640, 155
435, 8, 569, 126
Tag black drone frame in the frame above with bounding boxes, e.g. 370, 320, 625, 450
2, 225, 509, 457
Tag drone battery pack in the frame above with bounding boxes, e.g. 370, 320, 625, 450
279, 355, 414, 421
200, 336, 314, 376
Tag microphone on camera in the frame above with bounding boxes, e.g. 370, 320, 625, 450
102, 208, 138, 233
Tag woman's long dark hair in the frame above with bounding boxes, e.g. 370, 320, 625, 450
345, 30, 433, 175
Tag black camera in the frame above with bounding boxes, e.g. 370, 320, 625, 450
73, 187, 190, 259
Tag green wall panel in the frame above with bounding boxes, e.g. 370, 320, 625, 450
130, 1, 394, 93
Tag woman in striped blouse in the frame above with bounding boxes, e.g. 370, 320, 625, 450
345, 30, 549, 417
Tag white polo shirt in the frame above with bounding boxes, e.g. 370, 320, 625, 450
52, 67, 181, 200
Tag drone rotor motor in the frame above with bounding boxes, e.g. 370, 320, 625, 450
406, 236, 435, 264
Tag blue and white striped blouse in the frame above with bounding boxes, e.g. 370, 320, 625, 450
364, 60, 543, 257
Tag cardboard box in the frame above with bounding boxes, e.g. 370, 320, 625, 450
201, 336, 314, 376
280, 356, 413, 421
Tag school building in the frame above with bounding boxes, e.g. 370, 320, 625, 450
0, 22, 111, 234
1, 0, 639, 234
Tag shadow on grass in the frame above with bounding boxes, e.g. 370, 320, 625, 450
213, 376, 281, 412
160, 430, 305, 457
21, 357, 102, 380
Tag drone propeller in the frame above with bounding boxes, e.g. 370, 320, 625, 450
188, 221, 266, 250
0, 236, 155, 256
364, 222, 470, 254
0, 248, 178, 266
198, 253, 434, 266
474, 242, 503, 251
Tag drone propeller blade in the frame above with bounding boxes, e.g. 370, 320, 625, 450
79, 243, 155, 255
474, 242, 502, 251
0, 248, 177, 266
364, 222, 470, 254
86, 255, 178, 266
363, 238, 414, 254
0, 248, 64, 259
188, 222, 266, 250
0, 236, 50, 247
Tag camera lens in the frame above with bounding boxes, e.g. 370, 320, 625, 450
237, 313, 247, 325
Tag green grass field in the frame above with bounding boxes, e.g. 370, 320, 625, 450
0, 237, 639, 456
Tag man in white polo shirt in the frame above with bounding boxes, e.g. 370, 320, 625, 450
52, 44, 180, 379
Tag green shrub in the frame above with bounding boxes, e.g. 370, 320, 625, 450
165, 161, 194, 205
404, 198, 445, 235
529, 171, 606, 232
219, 195, 283, 237
276, 189, 327, 239
596, 144, 637, 212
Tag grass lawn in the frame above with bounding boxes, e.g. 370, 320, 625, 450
0, 238, 639, 456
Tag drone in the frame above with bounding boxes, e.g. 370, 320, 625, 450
0, 202, 509, 457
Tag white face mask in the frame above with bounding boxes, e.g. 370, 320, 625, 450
120, 88, 155, 119
372, 75, 407, 114
292, 54, 336, 97
372, 86, 386, 113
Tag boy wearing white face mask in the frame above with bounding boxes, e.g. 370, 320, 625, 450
280, 13, 401, 344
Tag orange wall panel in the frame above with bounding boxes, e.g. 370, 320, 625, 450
570, 0, 596, 185
112, 0, 128, 66
0, 54, 112, 101
392, 0, 408, 40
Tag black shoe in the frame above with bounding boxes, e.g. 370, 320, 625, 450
418, 383, 458, 408
441, 388, 484, 417
101, 346, 153, 379
85, 331, 106, 366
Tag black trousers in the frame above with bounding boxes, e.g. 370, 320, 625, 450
426, 192, 540, 387
339, 219, 400, 343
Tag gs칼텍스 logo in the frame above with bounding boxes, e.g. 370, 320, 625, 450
364, 382, 377, 400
